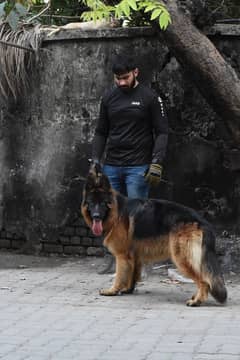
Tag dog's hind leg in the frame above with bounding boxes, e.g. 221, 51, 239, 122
100, 253, 134, 296
170, 224, 211, 306
186, 227, 227, 305
186, 280, 209, 306
173, 258, 209, 306
173, 262, 210, 306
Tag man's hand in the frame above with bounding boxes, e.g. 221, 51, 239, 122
145, 164, 163, 186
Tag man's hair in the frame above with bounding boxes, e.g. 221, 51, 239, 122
112, 54, 137, 75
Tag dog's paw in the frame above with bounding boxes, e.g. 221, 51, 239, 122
119, 287, 135, 295
99, 288, 119, 296
186, 298, 201, 307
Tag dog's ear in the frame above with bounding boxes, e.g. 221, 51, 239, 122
101, 173, 111, 191
81, 189, 89, 208
89, 162, 102, 177
85, 173, 97, 191
107, 202, 114, 208
94, 162, 102, 175
87, 162, 112, 191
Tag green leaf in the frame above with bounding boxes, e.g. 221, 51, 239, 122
156, 4, 166, 11
144, 4, 156, 12
0, 1, 6, 18
114, 5, 123, 19
159, 11, 171, 30
15, 3, 28, 17
120, 0, 130, 17
92, 11, 97, 21
81, 11, 92, 21
139, 1, 150, 6
150, 7, 162, 20
127, 0, 137, 11
6, 9, 19, 30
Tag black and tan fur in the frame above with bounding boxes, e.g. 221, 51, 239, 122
81, 164, 227, 306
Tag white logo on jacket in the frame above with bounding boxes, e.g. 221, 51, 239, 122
131, 101, 141, 106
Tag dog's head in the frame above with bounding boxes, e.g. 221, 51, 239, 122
82, 163, 113, 236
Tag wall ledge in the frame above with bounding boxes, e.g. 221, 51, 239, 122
41, 23, 240, 43
206, 23, 240, 36
41, 26, 156, 42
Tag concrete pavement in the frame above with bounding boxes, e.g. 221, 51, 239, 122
0, 252, 239, 360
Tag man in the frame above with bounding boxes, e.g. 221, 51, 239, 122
92, 53, 168, 199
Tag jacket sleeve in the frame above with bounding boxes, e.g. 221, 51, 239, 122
149, 93, 168, 164
92, 98, 109, 163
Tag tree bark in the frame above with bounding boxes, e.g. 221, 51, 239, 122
158, 0, 240, 147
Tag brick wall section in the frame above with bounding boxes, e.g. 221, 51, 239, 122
0, 216, 105, 256
41, 217, 105, 256
0, 230, 26, 251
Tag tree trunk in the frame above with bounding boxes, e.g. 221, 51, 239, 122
158, 0, 240, 147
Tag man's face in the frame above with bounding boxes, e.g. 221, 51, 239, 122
114, 69, 139, 91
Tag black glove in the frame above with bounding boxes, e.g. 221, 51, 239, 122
144, 164, 163, 186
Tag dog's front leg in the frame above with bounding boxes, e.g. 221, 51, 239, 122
100, 254, 134, 296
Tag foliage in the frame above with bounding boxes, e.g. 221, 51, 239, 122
1, 0, 240, 31
36, 0, 86, 25
0, 1, 29, 29
0, 0, 87, 28
81, 0, 171, 30
0, 0, 171, 30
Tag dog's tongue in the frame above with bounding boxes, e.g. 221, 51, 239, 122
92, 220, 103, 236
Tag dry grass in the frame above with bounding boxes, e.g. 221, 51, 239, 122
0, 23, 42, 104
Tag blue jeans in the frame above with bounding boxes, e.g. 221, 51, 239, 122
103, 165, 149, 199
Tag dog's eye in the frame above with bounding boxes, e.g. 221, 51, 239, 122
100, 202, 107, 207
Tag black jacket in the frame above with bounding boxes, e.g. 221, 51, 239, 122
92, 83, 168, 166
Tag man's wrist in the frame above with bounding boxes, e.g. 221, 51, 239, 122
89, 158, 100, 165
152, 158, 161, 165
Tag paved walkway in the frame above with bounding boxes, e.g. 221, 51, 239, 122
0, 252, 239, 360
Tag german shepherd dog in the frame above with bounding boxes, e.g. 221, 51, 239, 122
81, 164, 227, 306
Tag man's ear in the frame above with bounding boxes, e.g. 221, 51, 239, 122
133, 68, 139, 77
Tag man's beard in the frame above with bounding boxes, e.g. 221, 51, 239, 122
119, 77, 137, 92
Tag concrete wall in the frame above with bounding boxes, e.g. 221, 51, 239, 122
0, 25, 240, 269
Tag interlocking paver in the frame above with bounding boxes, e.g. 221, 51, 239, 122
0, 252, 239, 360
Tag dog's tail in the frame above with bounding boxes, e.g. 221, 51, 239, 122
202, 228, 227, 304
